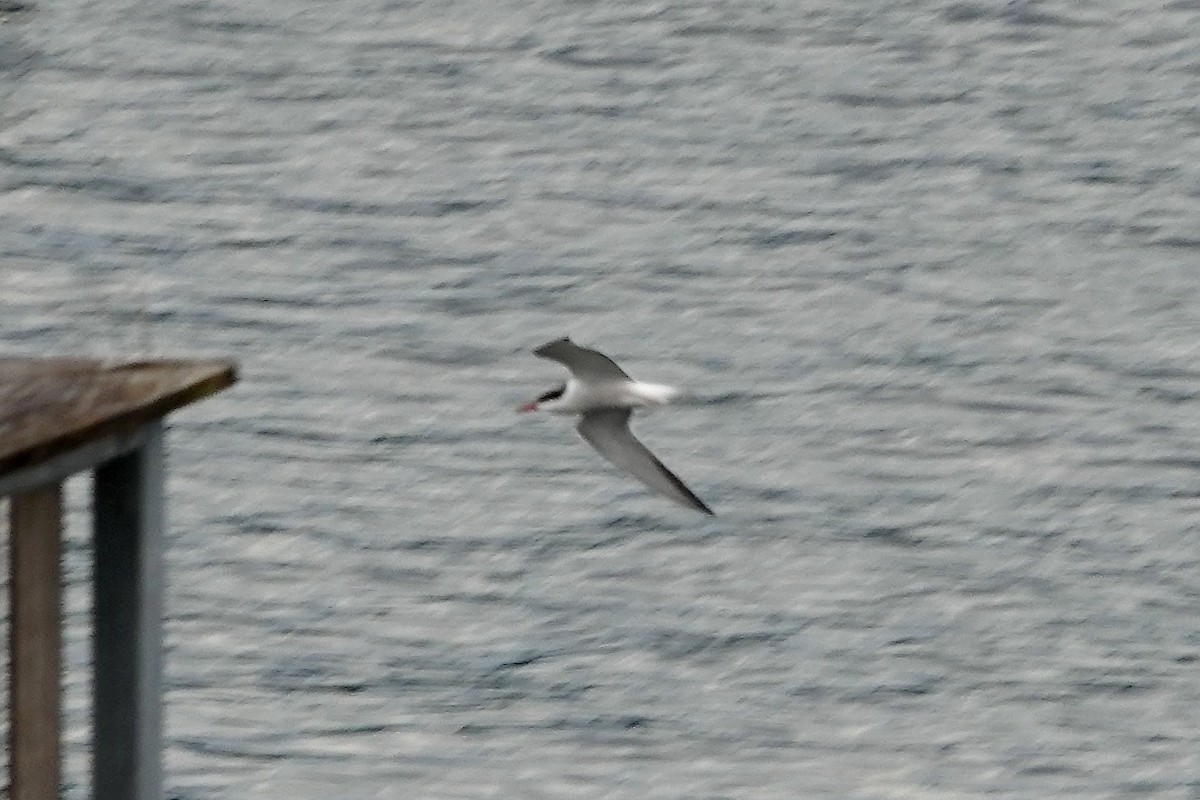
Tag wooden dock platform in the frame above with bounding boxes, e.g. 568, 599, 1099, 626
2, 357, 236, 800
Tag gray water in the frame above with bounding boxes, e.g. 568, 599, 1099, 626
3, 0, 1200, 797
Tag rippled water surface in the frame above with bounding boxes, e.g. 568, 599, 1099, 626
3, 0, 1200, 797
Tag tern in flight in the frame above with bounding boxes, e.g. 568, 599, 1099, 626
518, 337, 714, 515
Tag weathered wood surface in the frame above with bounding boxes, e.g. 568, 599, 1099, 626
8, 482, 64, 800
0, 358, 236, 480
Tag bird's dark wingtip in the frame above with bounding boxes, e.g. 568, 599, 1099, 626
682, 490, 715, 516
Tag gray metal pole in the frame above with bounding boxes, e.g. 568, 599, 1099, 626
92, 421, 165, 800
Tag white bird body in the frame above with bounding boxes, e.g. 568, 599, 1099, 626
519, 337, 714, 515
538, 378, 680, 415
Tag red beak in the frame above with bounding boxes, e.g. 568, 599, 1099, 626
517, 401, 538, 413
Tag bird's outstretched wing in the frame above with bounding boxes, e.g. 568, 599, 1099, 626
576, 409, 714, 515
534, 337, 631, 382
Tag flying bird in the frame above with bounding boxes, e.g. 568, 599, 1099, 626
518, 337, 714, 515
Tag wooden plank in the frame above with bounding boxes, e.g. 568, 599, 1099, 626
0, 358, 236, 480
92, 422, 165, 800
8, 482, 64, 800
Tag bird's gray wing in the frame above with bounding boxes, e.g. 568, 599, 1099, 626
534, 337, 631, 382
576, 409, 714, 515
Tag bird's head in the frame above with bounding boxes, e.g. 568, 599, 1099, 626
517, 384, 565, 413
